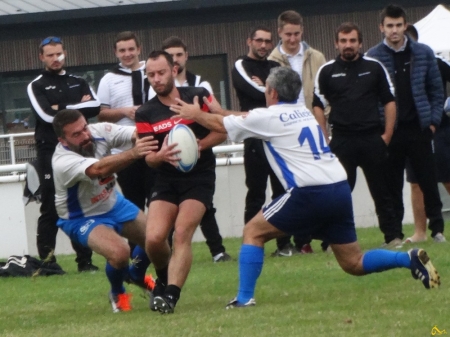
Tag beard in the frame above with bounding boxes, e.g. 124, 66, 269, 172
153, 79, 174, 97
342, 49, 358, 61
251, 46, 267, 60
67, 137, 96, 158
176, 64, 184, 74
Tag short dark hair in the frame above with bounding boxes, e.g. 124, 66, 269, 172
380, 4, 407, 24
53, 109, 83, 138
405, 25, 418, 41
161, 36, 187, 52
335, 22, 363, 43
278, 10, 303, 29
249, 26, 272, 39
147, 50, 174, 68
266, 67, 302, 102
114, 31, 140, 49
39, 36, 64, 54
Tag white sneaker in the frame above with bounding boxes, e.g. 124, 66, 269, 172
432, 233, 446, 243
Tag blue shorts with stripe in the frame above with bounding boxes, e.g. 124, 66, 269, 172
262, 180, 356, 244
57, 193, 140, 247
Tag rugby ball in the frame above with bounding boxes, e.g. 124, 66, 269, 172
168, 124, 199, 172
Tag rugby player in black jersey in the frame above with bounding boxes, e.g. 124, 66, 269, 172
135, 51, 227, 313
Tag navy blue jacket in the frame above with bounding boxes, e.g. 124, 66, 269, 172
366, 39, 444, 129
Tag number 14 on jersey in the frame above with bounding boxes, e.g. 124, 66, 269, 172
299, 125, 333, 160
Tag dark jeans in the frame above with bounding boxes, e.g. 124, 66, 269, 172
243, 138, 305, 249
330, 133, 398, 243
36, 144, 93, 265
386, 124, 444, 237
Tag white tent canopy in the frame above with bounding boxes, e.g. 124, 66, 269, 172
414, 4, 450, 58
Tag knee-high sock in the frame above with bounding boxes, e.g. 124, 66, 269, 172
362, 249, 410, 274
237, 244, 264, 303
106, 262, 127, 295
129, 245, 150, 282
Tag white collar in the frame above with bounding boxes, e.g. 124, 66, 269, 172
280, 42, 303, 57
118, 60, 146, 72
383, 36, 408, 52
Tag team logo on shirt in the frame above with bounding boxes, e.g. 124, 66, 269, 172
279, 110, 313, 123
80, 219, 95, 235
150, 118, 194, 134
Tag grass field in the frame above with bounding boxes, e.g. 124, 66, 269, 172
1, 225, 448, 337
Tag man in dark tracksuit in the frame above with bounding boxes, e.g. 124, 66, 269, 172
367, 5, 445, 244
233, 26, 309, 256
27, 36, 100, 271
313, 22, 398, 246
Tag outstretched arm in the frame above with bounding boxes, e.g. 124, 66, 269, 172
170, 96, 246, 133
86, 135, 157, 179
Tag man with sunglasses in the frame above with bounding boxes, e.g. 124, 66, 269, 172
231, 26, 286, 242
27, 36, 101, 272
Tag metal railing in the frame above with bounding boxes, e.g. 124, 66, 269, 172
0, 132, 36, 165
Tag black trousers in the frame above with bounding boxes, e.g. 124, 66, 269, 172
243, 138, 305, 249
118, 159, 226, 257
329, 133, 398, 243
36, 144, 93, 264
386, 124, 444, 237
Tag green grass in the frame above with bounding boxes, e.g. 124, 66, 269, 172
1, 225, 449, 337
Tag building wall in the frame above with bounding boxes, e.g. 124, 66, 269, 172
0, 3, 437, 110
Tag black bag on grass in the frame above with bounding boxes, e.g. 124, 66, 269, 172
0, 255, 65, 277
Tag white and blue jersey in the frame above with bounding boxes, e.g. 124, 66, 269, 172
224, 102, 355, 244
223, 102, 347, 190
52, 123, 135, 220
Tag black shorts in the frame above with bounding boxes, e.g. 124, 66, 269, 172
149, 170, 215, 208
406, 126, 450, 183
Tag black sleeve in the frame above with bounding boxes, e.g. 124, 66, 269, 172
135, 104, 154, 138
69, 79, 101, 119
312, 67, 326, 110
27, 80, 59, 124
376, 63, 395, 105
437, 57, 450, 84
231, 63, 266, 102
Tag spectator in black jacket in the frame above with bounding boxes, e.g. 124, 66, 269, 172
27, 36, 101, 272
232, 26, 309, 256
313, 22, 398, 246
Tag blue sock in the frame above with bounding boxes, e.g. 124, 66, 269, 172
106, 262, 127, 295
362, 249, 410, 274
237, 244, 264, 304
129, 245, 150, 282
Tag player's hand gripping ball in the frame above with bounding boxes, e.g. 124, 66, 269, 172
168, 124, 199, 172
